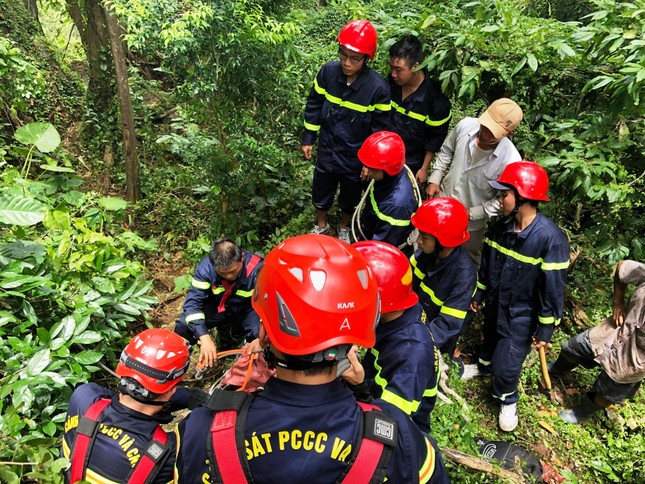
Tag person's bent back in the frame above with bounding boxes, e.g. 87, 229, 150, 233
175, 234, 449, 483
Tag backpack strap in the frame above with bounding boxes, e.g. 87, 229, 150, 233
245, 253, 262, 278
207, 390, 255, 484
70, 398, 111, 483
340, 402, 398, 484
126, 425, 170, 484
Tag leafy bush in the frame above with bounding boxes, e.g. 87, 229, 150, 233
0, 124, 158, 481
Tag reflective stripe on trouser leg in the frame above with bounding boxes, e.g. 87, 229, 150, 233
490, 337, 531, 405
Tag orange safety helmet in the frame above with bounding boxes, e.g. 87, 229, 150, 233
411, 197, 470, 247
489, 161, 550, 201
352, 241, 418, 313
337, 19, 378, 60
252, 234, 380, 356
116, 328, 190, 395
358, 131, 406, 176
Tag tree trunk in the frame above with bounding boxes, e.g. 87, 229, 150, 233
22, 0, 41, 28
104, 3, 139, 202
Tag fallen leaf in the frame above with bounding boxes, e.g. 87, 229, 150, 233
565, 387, 579, 395
539, 420, 558, 435
626, 418, 638, 430
538, 408, 558, 417
531, 443, 551, 458
542, 461, 566, 483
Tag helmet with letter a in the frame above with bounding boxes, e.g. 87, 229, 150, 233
116, 328, 190, 400
352, 240, 418, 314
252, 234, 380, 363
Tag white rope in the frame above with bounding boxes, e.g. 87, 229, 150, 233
350, 178, 374, 243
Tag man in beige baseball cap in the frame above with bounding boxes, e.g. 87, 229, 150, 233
427, 98, 523, 268
478, 98, 523, 140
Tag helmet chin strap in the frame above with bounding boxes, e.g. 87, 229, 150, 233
118, 377, 171, 409
264, 345, 351, 371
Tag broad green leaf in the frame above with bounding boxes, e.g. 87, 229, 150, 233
114, 303, 141, 315
72, 331, 103, 345
527, 53, 538, 72
75, 350, 104, 365
51, 315, 76, 340
26, 349, 51, 376
0, 195, 46, 226
98, 196, 129, 211
38, 163, 75, 173
14, 122, 61, 153
43, 421, 57, 436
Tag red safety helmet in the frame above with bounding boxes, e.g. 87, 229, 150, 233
411, 197, 470, 247
489, 161, 550, 201
352, 241, 418, 313
116, 328, 190, 394
252, 234, 379, 356
337, 20, 378, 60
358, 131, 406, 176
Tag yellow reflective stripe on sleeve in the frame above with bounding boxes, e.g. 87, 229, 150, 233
391, 102, 451, 127
379, 388, 420, 415
62, 437, 70, 458
373, 103, 392, 112
538, 315, 561, 325
212, 287, 225, 295
419, 437, 436, 483
368, 186, 411, 227
185, 312, 205, 323
236, 289, 254, 298
313, 79, 391, 113
439, 305, 467, 319
419, 281, 443, 307
371, 348, 421, 415
484, 238, 570, 271
477, 281, 487, 290
191, 278, 210, 290
303, 121, 320, 132
84, 468, 121, 484
542, 261, 570, 270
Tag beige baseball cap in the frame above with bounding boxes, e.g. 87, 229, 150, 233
478, 98, 523, 139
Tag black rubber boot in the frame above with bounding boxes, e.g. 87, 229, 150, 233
560, 394, 605, 423
547, 353, 579, 377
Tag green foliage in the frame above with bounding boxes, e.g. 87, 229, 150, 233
372, 0, 645, 263
0, 124, 158, 480
0, 36, 46, 120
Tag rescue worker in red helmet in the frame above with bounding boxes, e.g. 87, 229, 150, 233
409, 197, 477, 372
471, 161, 569, 432
342, 240, 439, 433
301, 20, 391, 244
62, 329, 204, 483
354, 131, 420, 253
175, 234, 449, 483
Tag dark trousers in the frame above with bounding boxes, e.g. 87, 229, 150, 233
560, 329, 642, 404
174, 311, 246, 350
479, 312, 531, 405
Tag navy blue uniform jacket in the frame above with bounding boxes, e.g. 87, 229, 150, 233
179, 250, 263, 341
410, 246, 477, 350
302, 61, 391, 175
175, 378, 449, 483
364, 304, 439, 433
61, 383, 188, 484
360, 169, 419, 248
389, 73, 451, 173
474, 213, 569, 342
